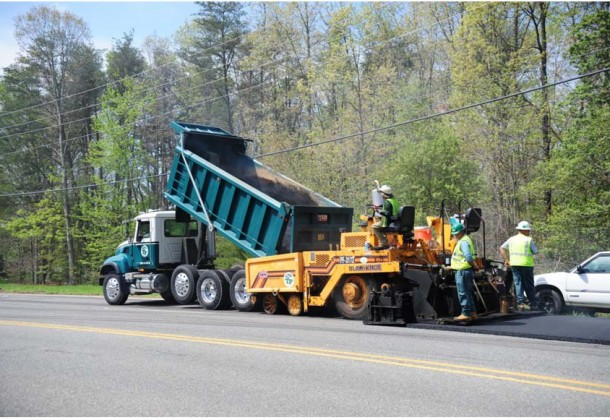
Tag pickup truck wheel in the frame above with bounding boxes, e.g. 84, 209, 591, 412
537, 289, 563, 314
230, 270, 261, 312
197, 270, 231, 310
171, 265, 198, 305
333, 275, 372, 320
103, 274, 128, 305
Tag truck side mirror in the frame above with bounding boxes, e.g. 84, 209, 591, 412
123, 221, 132, 242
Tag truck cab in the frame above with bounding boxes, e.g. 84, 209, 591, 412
99, 210, 203, 305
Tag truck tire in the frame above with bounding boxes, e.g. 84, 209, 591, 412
537, 289, 563, 314
171, 265, 199, 305
160, 290, 176, 304
103, 274, 128, 305
229, 269, 260, 312
332, 275, 372, 320
197, 270, 231, 310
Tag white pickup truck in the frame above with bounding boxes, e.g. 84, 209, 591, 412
535, 251, 610, 315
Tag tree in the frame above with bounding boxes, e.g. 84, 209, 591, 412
535, 9, 610, 266
449, 3, 546, 246
106, 30, 147, 93
80, 77, 156, 276
184, 2, 247, 132
14, 5, 97, 284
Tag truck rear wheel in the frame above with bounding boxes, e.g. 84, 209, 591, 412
160, 290, 176, 304
229, 269, 261, 312
197, 270, 232, 310
332, 275, 372, 320
171, 265, 198, 305
103, 274, 128, 305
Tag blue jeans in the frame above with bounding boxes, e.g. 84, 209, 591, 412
512, 266, 537, 306
455, 269, 476, 316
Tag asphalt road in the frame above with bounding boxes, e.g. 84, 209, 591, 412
0, 293, 609, 416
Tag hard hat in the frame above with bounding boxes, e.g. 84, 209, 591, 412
516, 221, 532, 231
451, 222, 465, 235
379, 185, 393, 195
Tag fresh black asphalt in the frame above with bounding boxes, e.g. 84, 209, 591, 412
407, 312, 610, 345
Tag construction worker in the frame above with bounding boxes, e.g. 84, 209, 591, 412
450, 222, 479, 321
371, 184, 398, 250
500, 221, 538, 310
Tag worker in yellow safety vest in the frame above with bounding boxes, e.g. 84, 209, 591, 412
500, 221, 539, 311
450, 222, 479, 321
372, 184, 399, 250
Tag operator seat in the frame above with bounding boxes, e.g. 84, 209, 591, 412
383, 205, 415, 239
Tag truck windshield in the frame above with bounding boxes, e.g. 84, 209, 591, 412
164, 220, 198, 238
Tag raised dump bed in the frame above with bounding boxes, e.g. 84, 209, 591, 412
164, 121, 353, 257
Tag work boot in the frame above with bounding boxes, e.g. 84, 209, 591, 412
470, 312, 478, 320
517, 303, 530, 311
453, 314, 472, 322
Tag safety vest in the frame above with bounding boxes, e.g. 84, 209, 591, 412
381, 197, 399, 227
508, 234, 534, 267
451, 235, 475, 270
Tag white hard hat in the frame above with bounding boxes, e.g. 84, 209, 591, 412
379, 185, 393, 195
516, 221, 531, 231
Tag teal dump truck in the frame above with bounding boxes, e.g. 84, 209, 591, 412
99, 121, 353, 307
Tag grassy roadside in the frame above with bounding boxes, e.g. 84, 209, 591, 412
0, 279, 101, 296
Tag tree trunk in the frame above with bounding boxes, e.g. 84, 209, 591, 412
55, 103, 76, 285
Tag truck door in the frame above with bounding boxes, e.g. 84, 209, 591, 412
565, 253, 610, 306
133, 219, 155, 269
159, 219, 199, 265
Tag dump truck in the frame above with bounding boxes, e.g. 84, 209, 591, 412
100, 121, 511, 323
99, 122, 352, 307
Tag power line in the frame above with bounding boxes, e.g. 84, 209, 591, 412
0, 0, 409, 123
1, 66, 606, 199
0, 56, 290, 141
0, 1, 480, 142
0, 13, 250, 120
0, 3, 478, 157
255, 67, 610, 158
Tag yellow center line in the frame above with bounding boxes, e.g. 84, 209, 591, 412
2, 320, 609, 397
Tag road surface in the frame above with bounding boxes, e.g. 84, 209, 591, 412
0, 293, 608, 416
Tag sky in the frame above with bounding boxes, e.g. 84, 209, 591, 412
0, 1, 201, 71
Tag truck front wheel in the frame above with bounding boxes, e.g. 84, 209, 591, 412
171, 265, 199, 305
103, 274, 128, 305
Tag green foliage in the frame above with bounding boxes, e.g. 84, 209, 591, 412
75, 77, 156, 280
530, 9, 610, 264
106, 30, 147, 91
568, 10, 610, 106
383, 120, 486, 224
214, 237, 248, 270
2, 2, 609, 282
4, 197, 67, 283
536, 97, 610, 264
